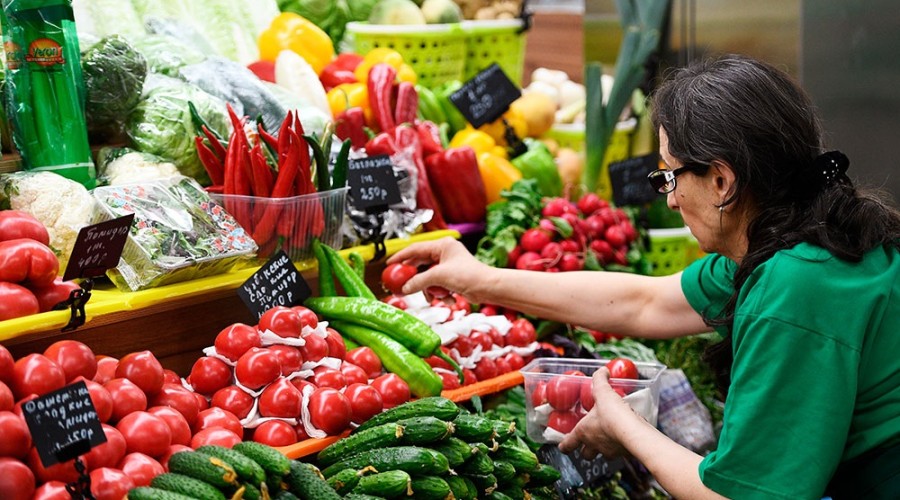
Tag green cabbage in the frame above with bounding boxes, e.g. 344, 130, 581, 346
131, 34, 206, 77
81, 35, 147, 138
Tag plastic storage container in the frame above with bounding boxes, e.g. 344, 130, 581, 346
521, 357, 665, 443
646, 226, 696, 276
461, 19, 527, 85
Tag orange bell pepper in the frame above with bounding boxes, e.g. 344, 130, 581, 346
477, 152, 522, 203
258, 13, 334, 74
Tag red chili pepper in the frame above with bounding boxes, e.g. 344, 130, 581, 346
367, 63, 397, 132
415, 120, 443, 158
201, 125, 227, 161
394, 82, 418, 126
254, 130, 301, 243
277, 111, 294, 167
424, 146, 487, 223
335, 107, 369, 150
257, 123, 279, 157
393, 125, 447, 231
250, 143, 274, 197
293, 122, 314, 196
195, 136, 225, 186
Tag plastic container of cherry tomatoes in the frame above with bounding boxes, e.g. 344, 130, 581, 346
520, 357, 666, 443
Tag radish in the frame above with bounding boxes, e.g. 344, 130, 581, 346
576, 193, 606, 216
506, 245, 523, 268
542, 198, 571, 217
590, 239, 614, 263
515, 251, 543, 271
605, 225, 627, 248
582, 214, 606, 239
540, 242, 563, 261
539, 218, 557, 233
559, 253, 583, 272
520, 228, 552, 253
560, 239, 581, 253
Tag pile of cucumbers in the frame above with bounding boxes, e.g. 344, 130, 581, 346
315, 397, 562, 499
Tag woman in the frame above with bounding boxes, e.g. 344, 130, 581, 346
389, 54, 900, 499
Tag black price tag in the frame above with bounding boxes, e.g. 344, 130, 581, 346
609, 153, 661, 207
238, 250, 311, 319
567, 447, 625, 487
63, 214, 134, 281
348, 155, 402, 212
21, 381, 106, 467
450, 63, 522, 128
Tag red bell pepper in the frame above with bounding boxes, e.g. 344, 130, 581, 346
393, 125, 447, 231
424, 146, 487, 224
332, 53, 364, 72
320, 67, 358, 92
335, 107, 369, 150
247, 60, 276, 83
415, 120, 443, 158
365, 132, 398, 157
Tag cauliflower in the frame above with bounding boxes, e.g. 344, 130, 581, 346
96, 147, 181, 186
0, 171, 97, 271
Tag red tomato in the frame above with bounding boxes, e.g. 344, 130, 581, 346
93, 357, 118, 385
298, 333, 329, 363
607, 358, 639, 379
506, 319, 536, 347
0, 381, 12, 412
193, 408, 243, 438
73, 377, 113, 423
26, 447, 79, 484
546, 375, 581, 411
340, 362, 368, 386
104, 378, 148, 422
268, 345, 303, 376
30, 279, 80, 313
159, 444, 192, 471
10, 354, 65, 399
324, 327, 347, 361
294, 423, 309, 441
12, 394, 36, 419
312, 366, 346, 389
0, 210, 49, 245
462, 368, 478, 386
0, 345, 12, 384
0, 282, 39, 321
0, 456, 35, 500
147, 406, 192, 446
89, 467, 134, 500
193, 392, 209, 412
42, 340, 96, 382
370, 374, 410, 409
252, 420, 297, 447
84, 424, 126, 470
381, 263, 417, 294
116, 411, 172, 458
290, 378, 316, 396
188, 356, 232, 396
291, 306, 319, 330
580, 380, 594, 411
308, 388, 351, 435
149, 383, 201, 426
162, 369, 181, 385
473, 357, 498, 382
502, 352, 526, 371
213, 323, 261, 361
346, 347, 382, 379
437, 371, 460, 391
190, 426, 242, 449
116, 350, 164, 396
32, 481, 68, 500
234, 348, 281, 391
258, 306, 303, 338
0, 411, 30, 458
343, 383, 383, 423
118, 452, 164, 487
469, 331, 493, 351
258, 378, 302, 418
547, 410, 580, 434
211, 385, 254, 420
531, 381, 548, 407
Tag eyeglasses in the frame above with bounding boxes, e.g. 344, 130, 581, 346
647, 163, 708, 194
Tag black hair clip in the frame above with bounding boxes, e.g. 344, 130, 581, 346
813, 150, 850, 187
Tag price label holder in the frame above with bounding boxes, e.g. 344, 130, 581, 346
537, 444, 625, 494
608, 153, 661, 207
347, 155, 402, 260
238, 250, 312, 320
450, 63, 526, 158
60, 214, 135, 332
22, 380, 106, 498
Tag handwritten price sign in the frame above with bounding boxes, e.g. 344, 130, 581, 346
238, 250, 311, 319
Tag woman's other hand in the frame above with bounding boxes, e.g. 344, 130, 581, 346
559, 367, 639, 459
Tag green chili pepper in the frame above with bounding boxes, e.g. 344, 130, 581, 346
313, 239, 337, 297
320, 244, 376, 300
332, 139, 351, 189
348, 251, 366, 280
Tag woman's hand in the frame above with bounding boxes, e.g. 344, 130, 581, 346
559, 368, 640, 459
387, 237, 492, 301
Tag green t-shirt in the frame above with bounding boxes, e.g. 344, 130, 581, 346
681, 243, 900, 499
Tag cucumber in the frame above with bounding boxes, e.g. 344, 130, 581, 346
446, 475, 476, 500
353, 397, 460, 433
322, 446, 449, 478
491, 419, 517, 444
150, 472, 226, 500
453, 414, 497, 443
492, 460, 516, 483
494, 443, 539, 473
343, 495, 387, 500
409, 476, 452, 500
127, 487, 198, 500
458, 443, 494, 475
528, 462, 563, 487
351, 470, 411, 498
497, 485, 526, 500
486, 491, 514, 500
432, 437, 476, 468
528, 487, 558, 500
272, 491, 300, 500
196, 445, 266, 487
233, 441, 292, 479
463, 473, 498, 495
318, 416, 454, 466
234, 482, 262, 500
167, 451, 239, 489
327, 468, 364, 495
287, 460, 341, 500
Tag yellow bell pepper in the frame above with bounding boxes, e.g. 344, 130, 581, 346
396, 63, 417, 84
478, 152, 523, 203
259, 13, 334, 74
326, 83, 368, 118
354, 48, 418, 84
450, 128, 496, 156
478, 107, 529, 147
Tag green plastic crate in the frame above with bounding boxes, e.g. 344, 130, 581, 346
461, 19, 527, 85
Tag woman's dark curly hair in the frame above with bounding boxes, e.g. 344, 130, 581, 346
650, 54, 900, 396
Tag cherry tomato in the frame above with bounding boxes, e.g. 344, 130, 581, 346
547, 410, 580, 434
494, 357, 512, 375
116, 411, 172, 458
298, 333, 329, 363
258, 306, 303, 338
118, 452, 164, 487
383, 294, 408, 310
30, 279, 80, 313
340, 362, 368, 386
370, 374, 410, 409
32, 481, 69, 500
502, 352, 526, 371
159, 444, 192, 471
487, 328, 505, 347
607, 358, 639, 379
42, 340, 96, 382
473, 357, 498, 382
116, 350, 164, 396
312, 366, 346, 389
162, 369, 181, 385
147, 406, 192, 446
149, 383, 201, 426
268, 345, 303, 376
531, 381, 548, 407
346, 347, 382, 378
10, 354, 65, 399
214, 323, 261, 361
191, 427, 242, 449
546, 374, 582, 411
0, 345, 12, 384
0, 381, 12, 412
506, 319, 536, 347
103, 378, 147, 422
93, 357, 118, 384
259, 378, 302, 418
426, 286, 450, 299
425, 354, 451, 371
83, 424, 126, 470
211, 385, 255, 420
324, 327, 347, 361
450, 336, 475, 358
188, 356, 232, 396
343, 383, 383, 424
89, 467, 134, 500
234, 348, 281, 391
462, 368, 478, 386
0, 456, 35, 500
580, 379, 595, 411
450, 293, 472, 314
193, 407, 243, 438
0, 411, 30, 458
469, 331, 493, 351
27, 447, 79, 484
381, 262, 417, 294
437, 371, 460, 391
252, 420, 297, 447
291, 305, 319, 330
308, 387, 351, 435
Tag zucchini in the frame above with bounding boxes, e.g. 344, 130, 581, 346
196, 445, 266, 487
318, 416, 454, 466
352, 470, 411, 498
353, 397, 460, 434
287, 460, 341, 500
494, 443, 539, 473
150, 472, 226, 500
446, 475, 477, 500
458, 443, 494, 475
322, 446, 449, 478
127, 487, 198, 500
326, 468, 365, 495
528, 463, 562, 487
463, 473, 498, 495
453, 414, 497, 443
409, 476, 452, 500
233, 441, 292, 479
492, 460, 516, 483
491, 419, 517, 444
432, 437, 476, 468
167, 451, 239, 489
